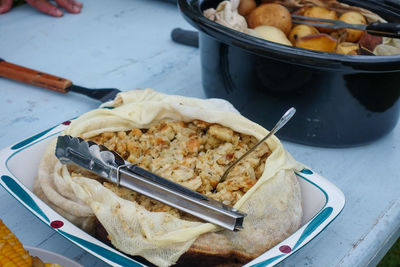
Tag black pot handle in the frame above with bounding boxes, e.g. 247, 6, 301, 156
171, 28, 199, 47
366, 22, 400, 38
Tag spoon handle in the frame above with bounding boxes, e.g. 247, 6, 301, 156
219, 108, 296, 183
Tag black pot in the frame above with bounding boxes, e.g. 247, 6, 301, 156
178, 0, 400, 147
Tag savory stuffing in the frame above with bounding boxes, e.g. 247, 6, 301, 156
72, 120, 271, 219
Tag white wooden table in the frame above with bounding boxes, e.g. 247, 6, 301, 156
0, 0, 399, 266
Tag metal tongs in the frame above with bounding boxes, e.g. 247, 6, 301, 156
55, 135, 246, 231
292, 14, 400, 39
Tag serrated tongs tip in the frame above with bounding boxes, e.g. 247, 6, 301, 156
55, 135, 123, 179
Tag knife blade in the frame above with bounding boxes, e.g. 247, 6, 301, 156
55, 135, 246, 231
0, 58, 121, 102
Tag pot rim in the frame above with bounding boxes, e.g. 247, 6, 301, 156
178, 0, 400, 71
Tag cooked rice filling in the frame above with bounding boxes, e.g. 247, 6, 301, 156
71, 120, 270, 219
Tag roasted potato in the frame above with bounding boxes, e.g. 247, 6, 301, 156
254, 25, 293, 46
358, 33, 383, 52
339, 12, 367, 42
238, 0, 257, 17
247, 3, 292, 35
335, 42, 359, 55
295, 33, 337, 52
303, 6, 338, 33
288, 24, 319, 44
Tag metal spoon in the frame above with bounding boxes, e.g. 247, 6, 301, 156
218, 107, 296, 184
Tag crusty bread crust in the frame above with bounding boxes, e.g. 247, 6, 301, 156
175, 231, 256, 266
174, 248, 251, 267
95, 220, 253, 267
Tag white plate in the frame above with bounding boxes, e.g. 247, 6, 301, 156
0, 120, 345, 267
25, 246, 83, 267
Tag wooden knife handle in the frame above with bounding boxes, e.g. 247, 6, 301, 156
0, 60, 72, 93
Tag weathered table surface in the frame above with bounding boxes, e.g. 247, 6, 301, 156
0, 0, 399, 266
